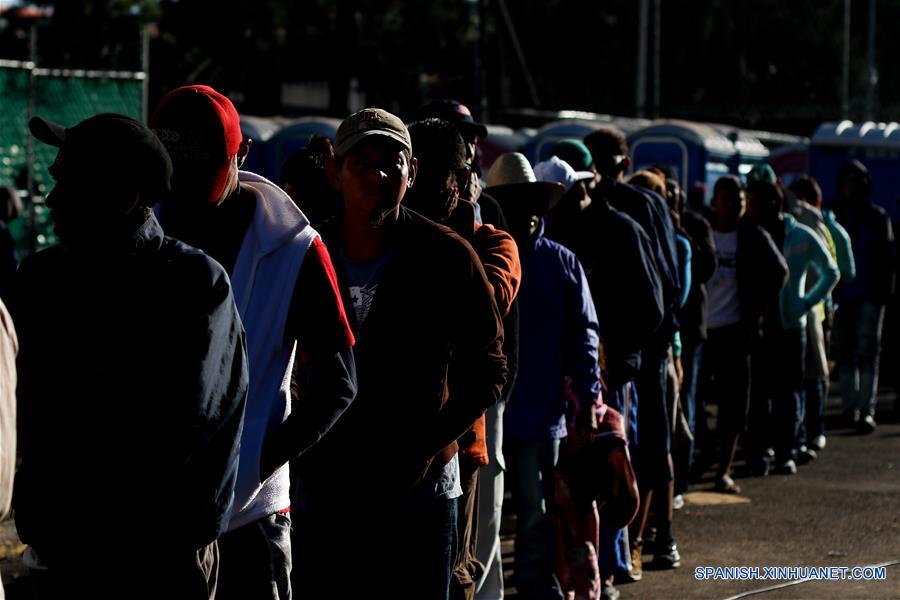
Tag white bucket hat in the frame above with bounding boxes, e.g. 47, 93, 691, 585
485, 152, 564, 213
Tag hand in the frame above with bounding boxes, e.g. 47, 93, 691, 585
463, 172, 483, 203
571, 404, 599, 452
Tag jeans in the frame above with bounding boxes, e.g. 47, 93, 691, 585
217, 512, 292, 600
799, 378, 826, 446
476, 403, 506, 600
835, 301, 885, 419
636, 352, 672, 489
598, 382, 635, 579
407, 498, 459, 600
504, 437, 563, 600
675, 342, 702, 495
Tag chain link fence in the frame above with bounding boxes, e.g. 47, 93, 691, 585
0, 60, 144, 254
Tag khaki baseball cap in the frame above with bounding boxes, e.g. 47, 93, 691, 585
334, 108, 411, 157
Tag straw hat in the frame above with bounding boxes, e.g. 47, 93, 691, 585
486, 152, 564, 214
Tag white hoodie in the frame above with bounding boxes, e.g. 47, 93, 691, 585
227, 171, 317, 530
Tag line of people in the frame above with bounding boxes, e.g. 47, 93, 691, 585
0, 86, 892, 600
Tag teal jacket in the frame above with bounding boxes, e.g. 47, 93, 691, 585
778, 214, 839, 329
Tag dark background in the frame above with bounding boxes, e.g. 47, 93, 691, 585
0, 0, 897, 135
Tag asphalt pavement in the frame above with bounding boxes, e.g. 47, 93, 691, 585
0, 394, 896, 599
502, 393, 900, 600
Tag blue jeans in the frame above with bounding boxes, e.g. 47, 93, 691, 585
504, 437, 563, 600
835, 301, 885, 419
599, 382, 637, 579
637, 352, 672, 489
799, 378, 826, 446
675, 342, 702, 494
217, 512, 292, 600
406, 497, 459, 600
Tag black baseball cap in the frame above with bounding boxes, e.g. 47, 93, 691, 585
30, 113, 173, 205
416, 99, 488, 140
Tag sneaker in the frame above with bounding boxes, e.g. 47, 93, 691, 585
673, 494, 685, 510
627, 539, 643, 582
796, 446, 817, 465
773, 459, 797, 475
857, 415, 876, 435
713, 474, 742, 494
652, 540, 681, 569
600, 583, 621, 600
809, 435, 827, 451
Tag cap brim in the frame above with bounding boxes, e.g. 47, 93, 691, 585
574, 170, 595, 182
486, 181, 565, 214
457, 120, 488, 139
29, 116, 67, 147
335, 129, 411, 157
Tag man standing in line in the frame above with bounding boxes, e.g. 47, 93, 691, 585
746, 180, 838, 473
152, 85, 358, 600
789, 175, 854, 458
830, 160, 894, 433
295, 108, 506, 600
405, 118, 521, 600
584, 127, 681, 572
546, 139, 663, 595
13, 113, 249, 597
696, 176, 787, 484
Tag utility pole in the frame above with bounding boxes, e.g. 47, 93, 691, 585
496, 0, 540, 107
842, 0, 850, 120
141, 22, 150, 123
636, 0, 649, 118
652, 0, 661, 118
864, 0, 877, 121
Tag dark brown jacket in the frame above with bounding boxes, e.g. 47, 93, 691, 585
301, 207, 507, 501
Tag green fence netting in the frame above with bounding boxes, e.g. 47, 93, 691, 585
0, 65, 143, 254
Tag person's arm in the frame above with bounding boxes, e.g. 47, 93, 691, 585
0, 299, 16, 522
564, 254, 602, 432
165, 254, 249, 547
685, 212, 718, 284
801, 229, 840, 311
260, 236, 357, 480
416, 240, 507, 462
471, 223, 521, 316
875, 212, 896, 302
676, 234, 692, 308
755, 225, 789, 318
825, 215, 856, 283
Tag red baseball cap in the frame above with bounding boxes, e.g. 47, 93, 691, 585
150, 85, 243, 204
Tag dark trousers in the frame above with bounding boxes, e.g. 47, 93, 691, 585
217, 513, 292, 600
749, 327, 806, 463
636, 352, 672, 490
451, 460, 484, 600
505, 437, 563, 600
697, 324, 751, 468
294, 489, 457, 600
30, 542, 219, 600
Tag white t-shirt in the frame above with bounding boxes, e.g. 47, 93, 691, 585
708, 230, 742, 329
